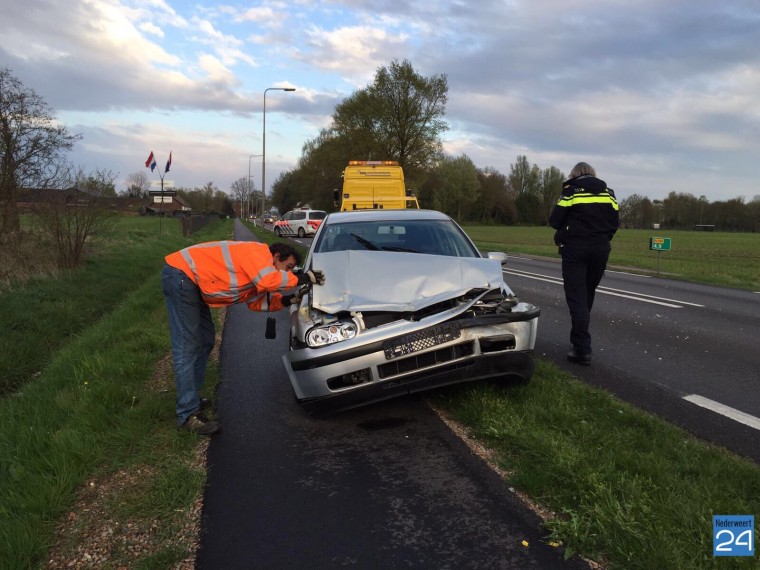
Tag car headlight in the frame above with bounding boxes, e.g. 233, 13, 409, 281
306, 321, 358, 347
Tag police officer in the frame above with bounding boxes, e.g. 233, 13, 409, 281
549, 162, 619, 365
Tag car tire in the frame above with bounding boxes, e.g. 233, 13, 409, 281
297, 227, 305, 238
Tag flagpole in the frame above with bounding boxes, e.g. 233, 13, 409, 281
159, 171, 164, 234
145, 150, 170, 235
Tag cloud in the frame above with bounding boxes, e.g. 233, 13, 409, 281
2, 0, 759, 201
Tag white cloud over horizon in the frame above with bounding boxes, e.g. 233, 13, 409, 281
1, 0, 758, 203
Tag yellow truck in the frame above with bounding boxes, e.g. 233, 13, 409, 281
334, 160, 419, 211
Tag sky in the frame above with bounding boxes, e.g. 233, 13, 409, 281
1, 0, 759, 204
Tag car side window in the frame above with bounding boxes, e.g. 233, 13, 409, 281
293, 212, 306, 221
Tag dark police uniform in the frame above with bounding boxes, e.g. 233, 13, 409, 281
549, 174, 619, 361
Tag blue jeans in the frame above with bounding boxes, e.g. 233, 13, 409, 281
161, 264, 215, 426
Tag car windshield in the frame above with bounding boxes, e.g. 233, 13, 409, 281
313, 219, 480, 257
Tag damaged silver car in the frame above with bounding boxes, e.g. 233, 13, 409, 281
282, 209, 540, 415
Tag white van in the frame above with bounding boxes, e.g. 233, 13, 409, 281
273, 208, 327, 237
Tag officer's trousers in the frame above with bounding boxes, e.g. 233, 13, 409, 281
560, 243, 611, 355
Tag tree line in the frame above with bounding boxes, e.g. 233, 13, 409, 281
3, 62, 758, 238
269, 59, 759, 232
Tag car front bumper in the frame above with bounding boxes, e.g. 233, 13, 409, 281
282, 309, 539, 415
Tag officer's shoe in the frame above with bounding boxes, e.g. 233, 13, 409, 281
183, 412, 220, 436
199, 398, 212, 411
567, 349, 592, 366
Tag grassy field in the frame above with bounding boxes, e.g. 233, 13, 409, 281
1, 218, 758, 569
462, 225, 760, 291
0, 216, 232, 568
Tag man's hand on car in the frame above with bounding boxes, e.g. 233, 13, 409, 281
297, 269, 325, 286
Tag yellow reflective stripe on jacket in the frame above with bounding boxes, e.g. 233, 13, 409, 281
556, 191, 619, 210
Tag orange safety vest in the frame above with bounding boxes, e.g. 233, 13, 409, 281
165, 241, 298, 311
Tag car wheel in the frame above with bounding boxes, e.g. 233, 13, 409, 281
297, 227, 305, 238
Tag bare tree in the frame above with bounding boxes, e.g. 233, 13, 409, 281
123, 171, 150, 198
35, 167, 117, 269
0, 67, 81, 238
230, 176, 250, 217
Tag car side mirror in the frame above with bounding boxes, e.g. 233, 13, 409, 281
486, 252, 508, 266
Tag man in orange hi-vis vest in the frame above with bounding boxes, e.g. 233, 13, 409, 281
162, 241, 325, 435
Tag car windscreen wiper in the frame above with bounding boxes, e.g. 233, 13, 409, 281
380, 246, 418, 253
349, 233, 379, 250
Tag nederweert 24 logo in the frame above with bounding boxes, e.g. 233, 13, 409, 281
713, 515, 754, 557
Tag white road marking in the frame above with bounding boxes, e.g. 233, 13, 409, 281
683, 395, 760, 431
606, 269, 651, 278
503, 269, 699, 308
598, 284, 704, 307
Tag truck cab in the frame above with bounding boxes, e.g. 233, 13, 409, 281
334, 160, 419, 211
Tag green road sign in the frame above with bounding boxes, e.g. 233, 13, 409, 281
649, 237, 672, 251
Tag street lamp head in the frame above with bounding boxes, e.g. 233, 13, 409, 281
283, 88, 296, 92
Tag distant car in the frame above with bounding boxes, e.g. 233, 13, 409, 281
274, 209, 327, 238
263, 213, 275, 224
282, 209, 540, 415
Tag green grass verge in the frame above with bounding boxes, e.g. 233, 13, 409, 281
0, 217, 210, 395
0, 216, 231, 568
2, 218, 759, 568
463, 225, 760, 291
430, 361, 760, 569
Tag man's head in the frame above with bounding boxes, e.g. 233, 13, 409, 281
270, 242, 301, 272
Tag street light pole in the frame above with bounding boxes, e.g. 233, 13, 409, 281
248, 153, 261, 218
262, 87, 296, 224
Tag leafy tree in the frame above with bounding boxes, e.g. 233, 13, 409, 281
508, 155, 536, 196
433, 154, 479, 219
331, 59, 448, 185
269, 60, 448, 210
79, 172, 117, 197
477, 167, 516, 224
748, 195, 760, 232
271, 129, 354, 213
539, 166, 564, 224
619, 193, 646, 228
712, 197, 747, 231
175, 182, 232, 215
0, 67, 80, 238
509, 156, 541, 224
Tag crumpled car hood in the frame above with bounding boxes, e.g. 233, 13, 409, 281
309, 251, 510, 314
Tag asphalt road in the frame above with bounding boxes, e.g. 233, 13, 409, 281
195, 221, 590, 569
502, 254, 760, 464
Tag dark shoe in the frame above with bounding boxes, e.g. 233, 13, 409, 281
567, 349, 592, 366
183, 412, 220, 435
199, 398, 212, 411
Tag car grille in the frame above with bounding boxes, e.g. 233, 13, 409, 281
378, 341, 475, 379
382, 322, 461, 360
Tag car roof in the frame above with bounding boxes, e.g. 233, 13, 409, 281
323, 209, 452, 224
